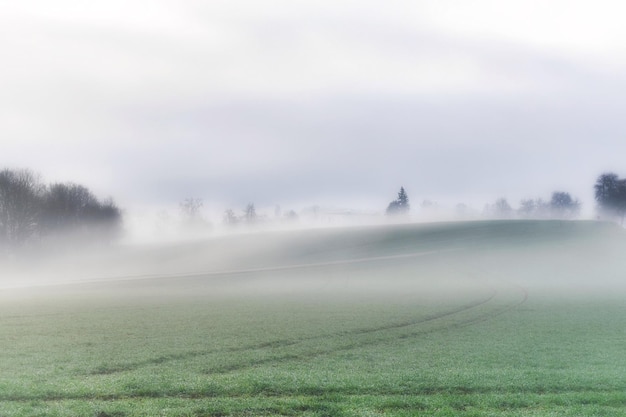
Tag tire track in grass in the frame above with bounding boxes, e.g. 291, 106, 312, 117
88, 281, 528, 377
202, 290, 502, 374
19, 252, 529, 401
0, 284, 532, 404
88, 288, 497, 375
79, 247, 464, 375
0, 283, 536, 403
425, 281, 528, 332
466, 282, 528, 324
200, 282, 529, 376
189, 286, 518, 376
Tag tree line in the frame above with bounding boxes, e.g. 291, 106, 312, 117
488, 191, 581, 219
385, 186, 583, 220
0, 168, 121, 253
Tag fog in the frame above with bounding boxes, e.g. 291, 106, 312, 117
2, 220, 625, 308
2, 2, 626, 301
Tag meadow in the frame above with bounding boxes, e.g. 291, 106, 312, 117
1, 220, 626, 416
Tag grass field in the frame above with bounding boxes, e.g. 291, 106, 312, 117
1, 220, 626, 416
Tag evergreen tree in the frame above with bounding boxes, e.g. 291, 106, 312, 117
397, 187, 409, 210
386, 187, 410, 216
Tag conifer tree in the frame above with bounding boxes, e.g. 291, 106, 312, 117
386, 187, 410, 216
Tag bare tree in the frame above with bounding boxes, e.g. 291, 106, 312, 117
87, 197, 122, 243
517, 198, 549, 219
518, 199, 536, 218
488, 198, 512, 219
0, 168, 123, 254
40, 182, 121, 243
223, 209, 238, 225
179, 198, 203, 223
0, 169, 45, 249
43, 183, 98, 231
244, 203, 257, 224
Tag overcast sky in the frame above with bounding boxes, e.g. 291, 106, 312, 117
2, 1, 626, 216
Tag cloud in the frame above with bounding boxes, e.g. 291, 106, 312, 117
6, 0, 613, 104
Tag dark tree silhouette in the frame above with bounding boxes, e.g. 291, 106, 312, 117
41, 182, 121, 244
0, 169, 44, 249
94, 198, 122, 240
386, 187, 410, 216
549, 191, 580, 218
594, 172, 626, 223
43, 183, 98, 231
0, 168, 122, 253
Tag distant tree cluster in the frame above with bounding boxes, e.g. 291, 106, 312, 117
219, 202, 299, 227
222, 203, 259, 226
549, 192, 581, 218
490, 198, 514, 218
179, 197, 211, 231
484, 192, 580, 220
0, 168, 122, 253
594, 172, 626, 224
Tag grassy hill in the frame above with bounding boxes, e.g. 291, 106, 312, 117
1, 220, 626, 416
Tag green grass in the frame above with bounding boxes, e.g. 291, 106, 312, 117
1, 220, 626, 416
